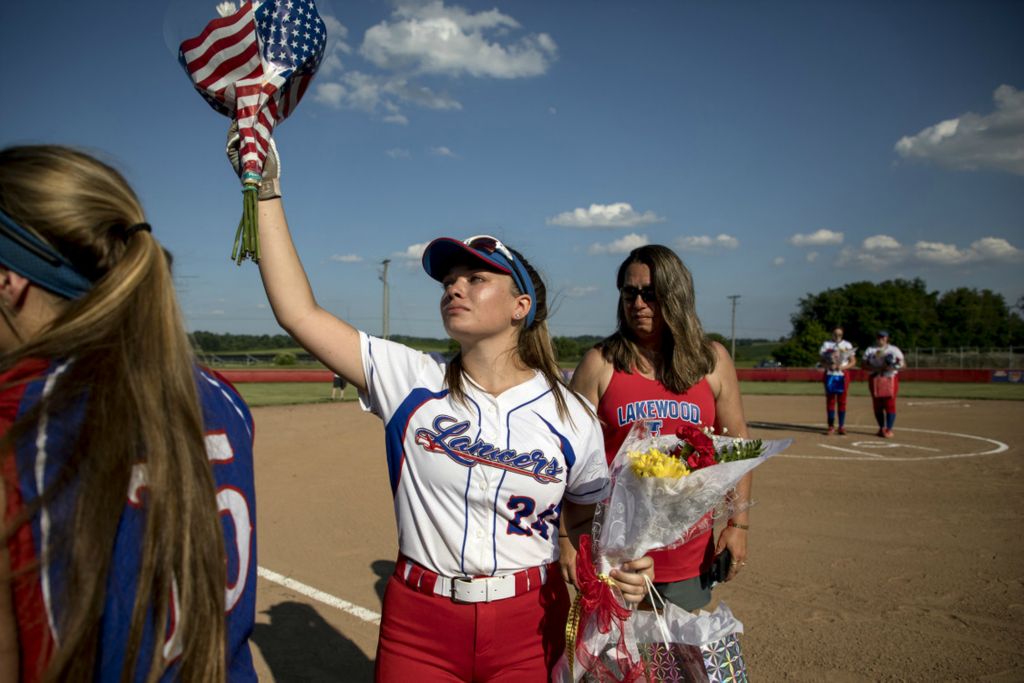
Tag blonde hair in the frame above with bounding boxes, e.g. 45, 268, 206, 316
443, 246, 585, 422
0, 146, 226, 682
601, 244, 716, 393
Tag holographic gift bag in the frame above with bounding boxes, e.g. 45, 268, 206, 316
633, 600, 748, 683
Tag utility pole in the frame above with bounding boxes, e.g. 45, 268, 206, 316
380, 259, 391, 339
727, 295, 740, 358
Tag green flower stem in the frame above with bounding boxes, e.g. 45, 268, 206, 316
232, 183, 261, 265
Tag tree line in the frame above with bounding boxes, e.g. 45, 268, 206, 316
772, 279, 1024, 366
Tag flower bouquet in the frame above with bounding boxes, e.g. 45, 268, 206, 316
558, 419, 792, 682
178, 0, 326, 263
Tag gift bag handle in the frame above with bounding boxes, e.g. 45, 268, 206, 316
644, 575, 674, 645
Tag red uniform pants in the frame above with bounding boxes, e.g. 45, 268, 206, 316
375, 566, 570, 681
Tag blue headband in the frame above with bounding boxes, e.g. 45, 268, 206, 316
0, 207, 93, 299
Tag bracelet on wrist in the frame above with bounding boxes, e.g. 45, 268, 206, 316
727, 520, 750, 530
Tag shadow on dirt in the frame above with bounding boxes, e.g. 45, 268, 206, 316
252, 601, 374, 682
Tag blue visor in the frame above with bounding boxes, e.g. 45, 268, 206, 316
0, 208, 93, 299
422, 236, 537, 327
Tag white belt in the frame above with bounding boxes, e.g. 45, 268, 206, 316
397, 558, 549, 604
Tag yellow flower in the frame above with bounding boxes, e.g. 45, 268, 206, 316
628, 447, 691, 479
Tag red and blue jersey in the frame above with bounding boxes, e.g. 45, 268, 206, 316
1, 358, 257, 682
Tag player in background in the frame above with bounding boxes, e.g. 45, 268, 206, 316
570, 245, 752, 612
0, 146, 257, 681
862, 330, 905, 438
819, 326, 856, 435
230, 134, 653, 681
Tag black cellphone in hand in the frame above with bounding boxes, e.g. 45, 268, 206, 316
709, 549, 733, 585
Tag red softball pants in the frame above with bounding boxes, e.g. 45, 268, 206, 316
374, 566, 570, 681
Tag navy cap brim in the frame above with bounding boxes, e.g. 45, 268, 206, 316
421, 237, 514, 282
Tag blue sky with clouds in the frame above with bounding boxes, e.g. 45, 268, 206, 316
1, 0, 1021, 340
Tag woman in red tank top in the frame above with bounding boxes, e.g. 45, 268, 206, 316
568, 245, 754, 612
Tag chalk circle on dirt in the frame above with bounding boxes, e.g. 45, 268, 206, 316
774, 426, 1009, 462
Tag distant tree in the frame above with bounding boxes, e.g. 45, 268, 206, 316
772, 319, 829, 367
783, 278, 940, 352
553, 337, 582, 363
706, 332, 728, 347
935, 288, 1012, 347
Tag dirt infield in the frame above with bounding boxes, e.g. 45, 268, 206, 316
247, 395, 1024, 682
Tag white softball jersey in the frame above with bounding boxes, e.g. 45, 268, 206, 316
820, 339, 855, 373
357, 332, 610, 579
863, 344, 905, 377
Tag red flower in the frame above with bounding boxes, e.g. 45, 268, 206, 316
676, 425, 718, 470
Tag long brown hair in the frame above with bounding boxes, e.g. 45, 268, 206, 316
601, 244, 716, 393
0, 146, 226, 682
443, 246, 585, 421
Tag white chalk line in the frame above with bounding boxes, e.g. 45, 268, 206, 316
257, 566, 382, 625
775, 425, 1010, 462
906, 399, 971, 407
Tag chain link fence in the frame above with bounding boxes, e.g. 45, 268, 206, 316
906, 347, 1023, 369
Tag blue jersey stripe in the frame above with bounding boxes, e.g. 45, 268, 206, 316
383, 387, 449, 495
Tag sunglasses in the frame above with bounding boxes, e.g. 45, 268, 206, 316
620, 285, 657, 304
464, 234, 515, 263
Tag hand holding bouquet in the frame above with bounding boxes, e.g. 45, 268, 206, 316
558, 419, 792, 682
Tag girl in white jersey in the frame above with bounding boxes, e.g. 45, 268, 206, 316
231, 136, 653, 681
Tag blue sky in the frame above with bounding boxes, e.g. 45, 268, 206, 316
1, 0, 1021, 340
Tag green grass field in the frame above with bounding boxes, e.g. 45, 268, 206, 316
231, 379, 1023, 407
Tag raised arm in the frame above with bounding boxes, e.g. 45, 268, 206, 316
255, 198, 366, 392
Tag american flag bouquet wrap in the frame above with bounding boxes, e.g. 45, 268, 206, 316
179, 0, 326, 263
557, 420, 792, 682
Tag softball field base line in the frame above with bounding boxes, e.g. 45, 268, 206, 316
776, 425, 1009, 461
257, 566, 382, 625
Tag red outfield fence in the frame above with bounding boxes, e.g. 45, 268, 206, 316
218, 368, 1022, 384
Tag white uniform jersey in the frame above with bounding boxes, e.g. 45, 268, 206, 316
358, 332, 610, 578
863, 344, 904, 377
820, 339, 854, 374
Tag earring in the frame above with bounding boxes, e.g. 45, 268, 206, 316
514, 313, 521, 319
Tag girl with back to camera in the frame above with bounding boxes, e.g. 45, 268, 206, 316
230, 134, 653, 681
0, 145, 257, 681
570, 244, 753, 612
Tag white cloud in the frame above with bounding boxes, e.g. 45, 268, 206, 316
772, 257, 785, 267
385, 147, 411, 159
676, 234, 739, 251
360, 1, 557, 79
548, 203, 664, 228
863, 234, 902, 250
430, 146, 457, 157
563, 285, 597, 298
394, 242, 429, 262
806, 251, 819, 263
788, 229, 844, 247
970, 236, 1023, 262
836, 234, 1021, 269
319, 15, 354, 77
313, 82, 346, 108
588, 233, 650, 255
312, 71, 461, 123
914, 237, 1023, 265
330, 253, 363, 263
894, 84, 1024, 175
